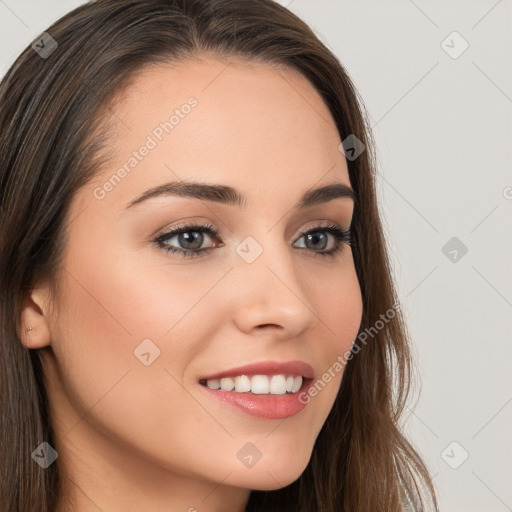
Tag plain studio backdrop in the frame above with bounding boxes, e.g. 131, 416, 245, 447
1, 1, 511, 511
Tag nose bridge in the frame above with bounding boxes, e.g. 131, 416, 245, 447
230, 230, 318, 334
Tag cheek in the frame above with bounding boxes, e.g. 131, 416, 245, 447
57, 249, 221, 347
301, 256, 362, 412
49, 247, 231, 410
316, 254, 363, 350
48, 255, 234, 475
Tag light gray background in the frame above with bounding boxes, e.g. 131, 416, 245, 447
1, 1, 511, 510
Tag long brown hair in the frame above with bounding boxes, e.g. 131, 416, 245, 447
0, 1, 439, 510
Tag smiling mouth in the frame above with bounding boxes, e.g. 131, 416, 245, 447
199, 374, 307, 395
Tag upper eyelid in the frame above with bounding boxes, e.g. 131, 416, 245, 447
154, 222, 216, 240
156, 221, 349, 239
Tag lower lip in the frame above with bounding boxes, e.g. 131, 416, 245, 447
198, 378, 313, 419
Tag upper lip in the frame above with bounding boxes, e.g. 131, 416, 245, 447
199, 360, 314, 381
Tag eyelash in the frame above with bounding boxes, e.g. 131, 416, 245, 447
153, 222, 352, 259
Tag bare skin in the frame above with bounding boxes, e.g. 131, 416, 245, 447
19, 56, 363, 512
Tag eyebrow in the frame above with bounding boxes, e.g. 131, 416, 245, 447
126, 180, 356, 210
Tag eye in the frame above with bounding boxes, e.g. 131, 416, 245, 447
292, 223, 352, 258
153, 222, 352, 259
153, 222, 222, 259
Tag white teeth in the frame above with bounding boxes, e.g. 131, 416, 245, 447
291, 376, 302, 393
251, 375, 269, 394
203, 374, 303, 395
220, 377, 235, 391
207, 379, 220, 390
235, 375, 251, 392
269, 375, 287, 394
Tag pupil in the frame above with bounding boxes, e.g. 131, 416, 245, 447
306, 232, 327, 250
179, 231, 203, 250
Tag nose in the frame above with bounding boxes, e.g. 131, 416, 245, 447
230, 234, 320, 338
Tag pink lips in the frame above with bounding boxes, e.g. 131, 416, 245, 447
198, 360, 315, 381
197, 360, 315, 419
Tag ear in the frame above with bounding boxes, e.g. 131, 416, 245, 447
18, 284, 53, 349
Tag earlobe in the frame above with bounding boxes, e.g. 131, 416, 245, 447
18, 287, 52, 349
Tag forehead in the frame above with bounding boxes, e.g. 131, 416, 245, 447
85, 57, 350, 212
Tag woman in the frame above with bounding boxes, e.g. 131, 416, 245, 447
0, 0, 439, 510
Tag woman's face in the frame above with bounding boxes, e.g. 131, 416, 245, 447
37, 58, 363, 508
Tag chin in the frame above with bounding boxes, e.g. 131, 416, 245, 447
232, 454, 310, 491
